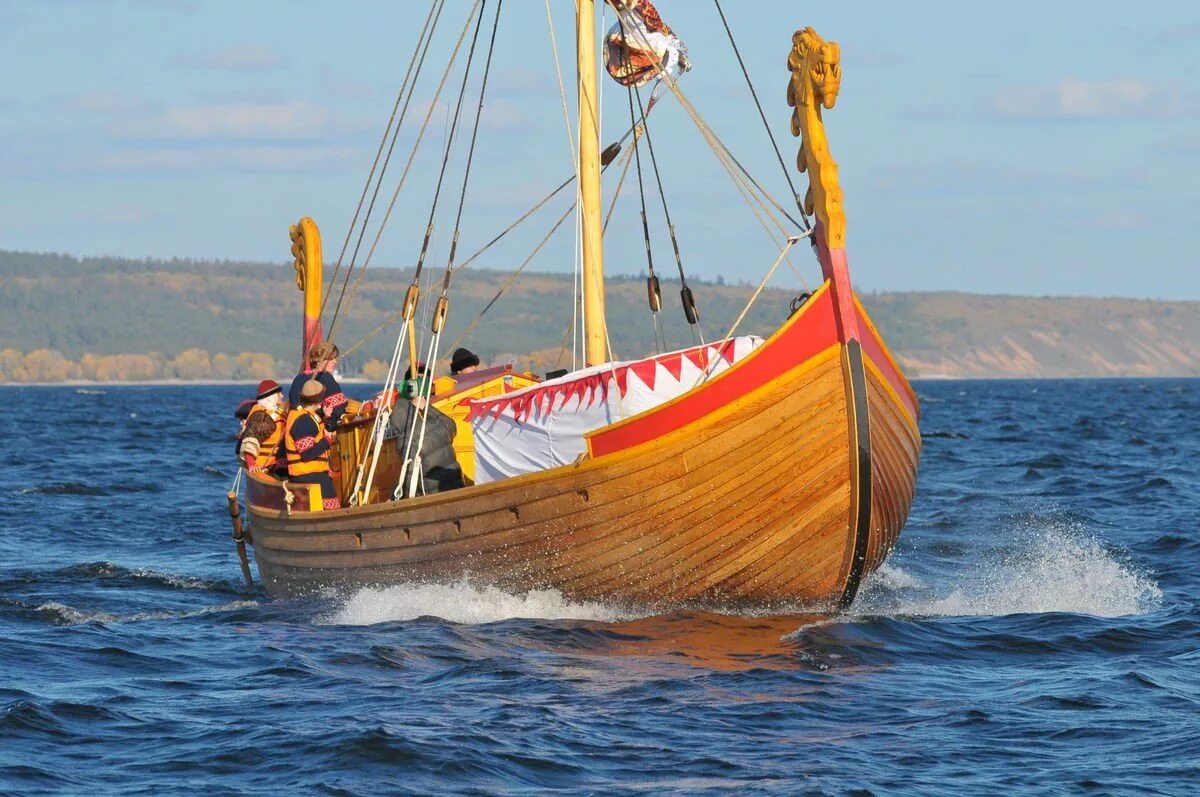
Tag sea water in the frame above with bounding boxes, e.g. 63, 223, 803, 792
0, 380, 1195, 795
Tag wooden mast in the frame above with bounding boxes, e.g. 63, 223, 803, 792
246, 23, 923, 609
577, 0, 607, 366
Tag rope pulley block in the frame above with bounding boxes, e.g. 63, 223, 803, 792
647, 275, 662, 313
402, 282, 420, 321
431, 295, 450, 334
681, 285, 700, 325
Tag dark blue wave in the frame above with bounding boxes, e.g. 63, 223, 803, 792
0, 380, 1197, 794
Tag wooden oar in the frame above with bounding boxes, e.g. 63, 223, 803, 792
226, 491, 254, 590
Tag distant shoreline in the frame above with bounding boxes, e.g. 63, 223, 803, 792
5, 250, 1199, 382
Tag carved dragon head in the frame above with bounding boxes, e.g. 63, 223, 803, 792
787, 27, 841, 114
786, 27, 847, 248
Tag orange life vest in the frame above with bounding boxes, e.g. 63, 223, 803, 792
284, 407, 330, 477
245, 405, 285, 473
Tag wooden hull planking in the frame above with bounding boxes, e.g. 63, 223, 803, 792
246, 281, 921, 609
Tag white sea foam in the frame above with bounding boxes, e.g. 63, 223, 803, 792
865, 562, 926, 592
323, 578, 629, 626
34, 599, 258, 626
854, 527, 1161, 619
36, 601, 117, 625
128, 568, 215, 591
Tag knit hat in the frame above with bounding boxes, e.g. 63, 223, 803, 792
256, 379, 282, 401
234, 399, 255, 420
450, 347, 480, 375
299, 379, 326, 402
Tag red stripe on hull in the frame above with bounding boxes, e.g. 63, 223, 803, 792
824, 247, 860, 344
853, 301, 920, 423
587, 284, 839, 458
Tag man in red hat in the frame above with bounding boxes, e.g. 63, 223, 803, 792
238, 379, 289, 477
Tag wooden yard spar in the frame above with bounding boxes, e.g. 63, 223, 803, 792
235, 3, 922, 610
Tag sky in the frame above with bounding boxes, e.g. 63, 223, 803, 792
1, 0, 1198, 300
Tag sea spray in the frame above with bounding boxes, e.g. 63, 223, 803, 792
323, 578, 631, 626
854, 524, 1161, 619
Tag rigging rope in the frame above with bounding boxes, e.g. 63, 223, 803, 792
454, 175, 572, 270
321, 0, 444, 328
712, 0, 811, 231
602, 134, 638, 235
694, 236, 799, 388
399, 0, 503, 502
407, 1, 488, 296
393, 0, 492, 493
609, 4, 798, 244
610, 4, 814, 297
343, 2, 490, 504
347, 3, 815, 371
334, 2, 817, 362
451, 128, 626, 274
625, 87, 666, 353
327, 0, 483, 339
443, 200, 573, 360
543, 0, 584, 368
436, 137, 643, 364
440, 0, 502, 291
337, 151, 628, 364
611, 13, 697, 346
630, 82, 703, 344
325, 0, 446, 334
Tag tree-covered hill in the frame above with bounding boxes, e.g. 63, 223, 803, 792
1, 249, 1197, 381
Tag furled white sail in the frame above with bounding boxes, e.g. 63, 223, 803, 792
469, 337, 762, 483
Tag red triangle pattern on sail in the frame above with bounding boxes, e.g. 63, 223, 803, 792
466, 338, 759, 424
467, 337, 764, 484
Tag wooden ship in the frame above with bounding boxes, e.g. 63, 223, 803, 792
233, 3, 921, 611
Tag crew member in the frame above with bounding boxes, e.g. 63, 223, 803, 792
389, 388, 465, 496
289, 341, 355, 430
239, 379, 288, 477
406, 361, 428, 382
450, 347, 480, 376
284, 379, 341, 510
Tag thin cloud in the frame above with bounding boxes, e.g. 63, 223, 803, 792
319, 75, 376, 102
1159, 135, 1200, 157
1157, 21, 1200, 44
991, 78, 1188, 121
172, 42, 287, 71
839, 42, 909, 68
95, 144, 355, 173
1082, 211, 1148, 231
120, 101, 332, 140
869, 160, 1145, 197
71, 91, 144, 115
482, 99, 524, 130
488, 66, 551, 96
